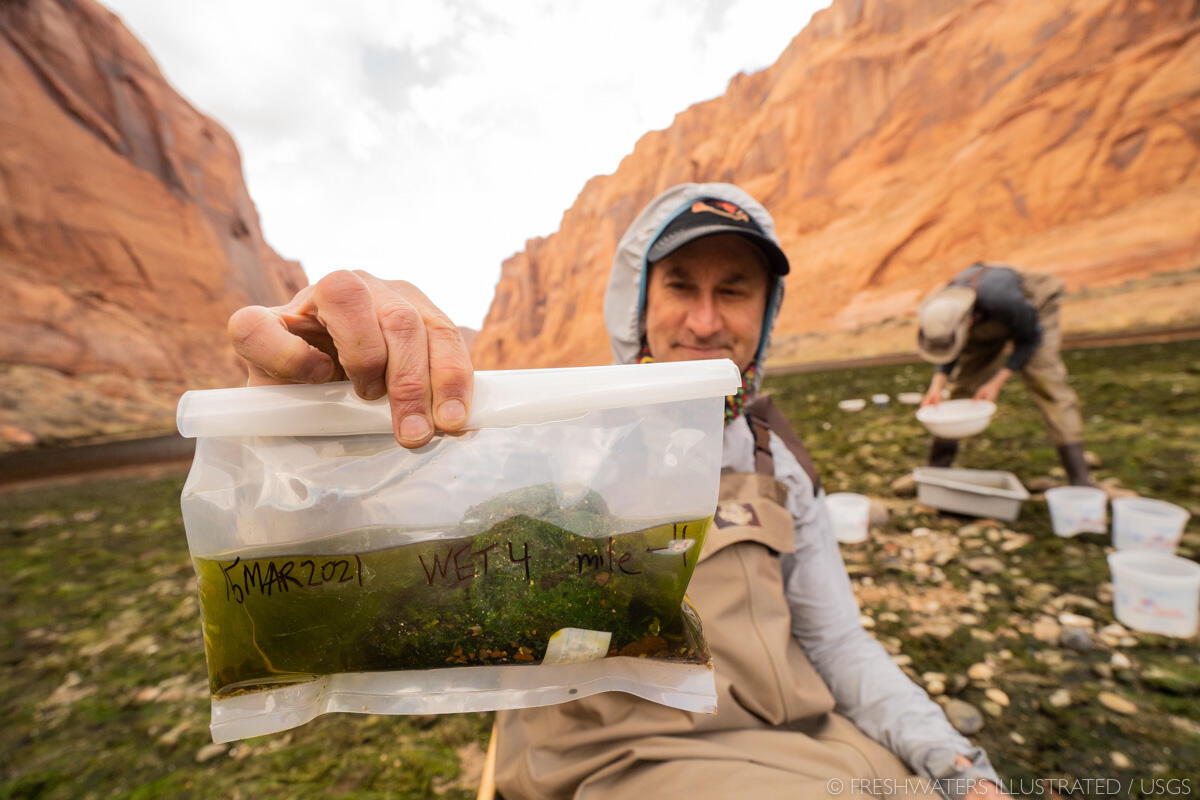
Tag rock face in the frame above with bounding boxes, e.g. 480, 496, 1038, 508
473, 0, 1200, 369
0, 0, 305, 447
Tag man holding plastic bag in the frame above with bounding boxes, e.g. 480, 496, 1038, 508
228, 183, 1007, 799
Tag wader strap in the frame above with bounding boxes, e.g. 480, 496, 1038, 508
744, 395, 821, 494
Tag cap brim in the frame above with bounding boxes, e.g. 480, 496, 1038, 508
647, 224, 790, 276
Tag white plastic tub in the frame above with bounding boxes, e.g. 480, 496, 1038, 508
825, 492, 870, 543
1044, 486, 1108, 537
913, 467, 1029, 521
1107, 551, 1200, 637
1112, 497, 1190, 553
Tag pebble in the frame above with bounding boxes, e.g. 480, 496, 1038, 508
981, 700, 1004, 717
1009, 732, 1026, 745
195, 743, 228, 763
859, 615, 875, 629
944, 699, 985, 735
1110, 652, 1132, 670
1098, 691, 1138, 715
967, 663, 994, 682
985, 688, 1010, 707
157, 721, 191, 747
950, 674, 970, 694
1048, 689, 1072, 708
1111, 752, 1132, 769
1032, 617, 1061, 644
1058, 612, 1094, 629
926, 679, 946, 696
965, 557, 1006, 576
1060, 626, 1093, 652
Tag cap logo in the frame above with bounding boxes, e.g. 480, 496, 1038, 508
691, 200, 750, 223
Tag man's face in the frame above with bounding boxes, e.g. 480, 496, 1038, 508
644, 233, 771, 372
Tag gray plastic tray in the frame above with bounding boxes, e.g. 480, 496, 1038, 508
912, 467, 1030, 521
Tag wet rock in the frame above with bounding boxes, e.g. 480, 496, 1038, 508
1032, 617, 1061, 644
944, 699, 985, 735
195, 743, 228, 763
964, 557, 1005, 576
1058, 611, 1095, 629
1098, 691, 1138, 715
1048, 689, 1072, 708
1027, 476, 1058, 492
967, 663, 994, 682
158, 721, 191, 747
1060, 626, 1094, 652
1142, 664, 1200, 695
1000, 533, 1032, 552
985, 688, 1010, 707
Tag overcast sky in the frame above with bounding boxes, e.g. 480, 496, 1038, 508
104, 1, 829, 329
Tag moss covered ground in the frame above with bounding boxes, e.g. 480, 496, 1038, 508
2, 340, 1197, 798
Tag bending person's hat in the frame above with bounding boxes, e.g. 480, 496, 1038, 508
916, 285, 976, 364
647, 197, 790, 275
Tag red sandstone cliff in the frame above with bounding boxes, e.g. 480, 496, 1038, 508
473, 0, 1200, 369
0, 0, 306, 447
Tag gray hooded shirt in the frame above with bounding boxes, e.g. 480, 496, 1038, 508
603, 182, 1000, 798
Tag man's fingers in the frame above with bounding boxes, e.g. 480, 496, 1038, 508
311, 271, 390, 399
377, 295, 434, 447
228, 305, 337, 385
423, 309, 473, 432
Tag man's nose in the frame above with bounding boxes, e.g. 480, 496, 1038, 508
686, 293, 722, 338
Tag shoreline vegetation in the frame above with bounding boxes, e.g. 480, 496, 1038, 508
2, 339, 1198, 798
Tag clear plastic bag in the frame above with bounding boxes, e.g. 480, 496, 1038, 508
176, 360, 738, 742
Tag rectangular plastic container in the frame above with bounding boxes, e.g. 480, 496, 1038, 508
912, 467, 1030, 521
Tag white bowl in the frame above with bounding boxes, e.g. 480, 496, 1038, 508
915, 399, 996, 439
838, 398, 867, 412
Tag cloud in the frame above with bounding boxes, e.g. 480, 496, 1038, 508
104, 0, 829, 327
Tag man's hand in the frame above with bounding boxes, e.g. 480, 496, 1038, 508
972, 368, 1012, 405
954, 755, 1011, 799
227, 270, 473, 448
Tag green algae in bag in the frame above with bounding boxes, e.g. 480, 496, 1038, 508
177, 360, 738, 742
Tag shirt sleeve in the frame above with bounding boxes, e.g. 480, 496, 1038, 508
769, 434, 1001, 798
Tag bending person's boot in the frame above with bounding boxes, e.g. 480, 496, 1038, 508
1057, 442, 1092, 486
928, 438, 959, 468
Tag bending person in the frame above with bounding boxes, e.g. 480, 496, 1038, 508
916, 262, 1090, 486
